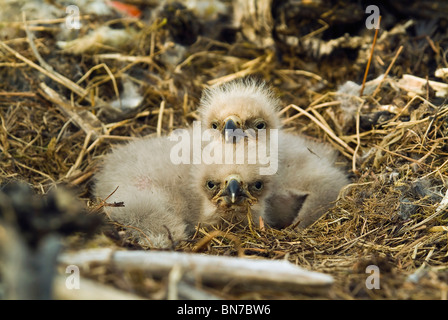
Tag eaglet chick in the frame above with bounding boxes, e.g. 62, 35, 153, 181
198, 78, 348, 229
93, 135, 199, 248
191, 138, 275, 228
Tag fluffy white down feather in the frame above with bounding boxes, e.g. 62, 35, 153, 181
198, 78, 282, 131
264, 132, 349, 228
93, 136, 198, 248
93, 130, 272, 248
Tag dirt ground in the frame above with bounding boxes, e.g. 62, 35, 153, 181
0, 0, 447, 300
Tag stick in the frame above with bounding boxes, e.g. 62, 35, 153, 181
360, 16, 381, 97
65, 131, 93, 179
156, 100, 166, 137
192, 230, 243, 256
59, 248, 334, 294
75, 63, 121, 108
286, 104, 356, 155
352, 102, 363, 175
371, 45, 403, 98
0, 92, 35, 97
23, 12, 54, 72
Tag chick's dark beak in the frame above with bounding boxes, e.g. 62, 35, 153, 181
213, 175, 258, 207
223, 115, 244, 143
226, 178, 241, 204
224, 118, 238, 131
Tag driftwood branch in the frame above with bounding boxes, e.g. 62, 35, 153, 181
58, 248, 334, 295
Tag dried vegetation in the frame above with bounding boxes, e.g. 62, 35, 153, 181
1, 0, 448, 299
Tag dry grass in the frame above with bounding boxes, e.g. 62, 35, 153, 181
1, 5, 448, 300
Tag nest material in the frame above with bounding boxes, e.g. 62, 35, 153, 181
1, 0, 448, 300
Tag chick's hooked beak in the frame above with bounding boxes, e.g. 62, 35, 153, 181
223, 115, 244, 143
219, 174, 257, 206
226, 178, 241, 204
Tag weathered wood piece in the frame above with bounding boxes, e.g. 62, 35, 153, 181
59, 248, 334, 295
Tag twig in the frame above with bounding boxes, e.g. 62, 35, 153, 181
352, 102, 364, 175
281, 101, 341, 124
156, 100, 166, 137
75, 63, 121, 109
167, 263, 183, 300
371, 45, 403, 98
275, 69, 325, 82
15, 161, 55, 183
300, 19, 329, 41
290, 219, 302, 230
360, 16, 381, 97
192, 230, 243, 256
163, 225, 176, 250
372, 144, 430, 167
69, 170, 95, 186
23, 12, 54, 72
103, 202, 125, 208
65, 130, 93, 179
243, 247, 286, 258
246, 206, 259, 237
8, 16, 92, 26
92, 186, 120, 213
0, 92, 36, 97
259, 216, 265, 231
207, 52, 274, 86
403, 209, 445, 233
285, 104, 355, 155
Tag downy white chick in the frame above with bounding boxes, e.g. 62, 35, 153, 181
93, 128, 273, 247
198, 78, 348, 229
93, 135, 199, 248
191, 138, 275, 227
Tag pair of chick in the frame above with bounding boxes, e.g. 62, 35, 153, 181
94, 79, 348, 248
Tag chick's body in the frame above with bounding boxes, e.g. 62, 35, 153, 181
93, 136, 199, 248
93, 130, 271, 247
265, 132, 349, 228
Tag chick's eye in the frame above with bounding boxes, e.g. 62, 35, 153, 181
211, 122, 219, 130
253, 181, 264, 190
206, 180, 216, 190
254, 120, 266, 130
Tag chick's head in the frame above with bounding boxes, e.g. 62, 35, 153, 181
193, 161, 274, 226
198, 78, 282, 142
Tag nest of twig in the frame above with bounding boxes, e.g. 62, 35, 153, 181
1, 0, 448, 300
